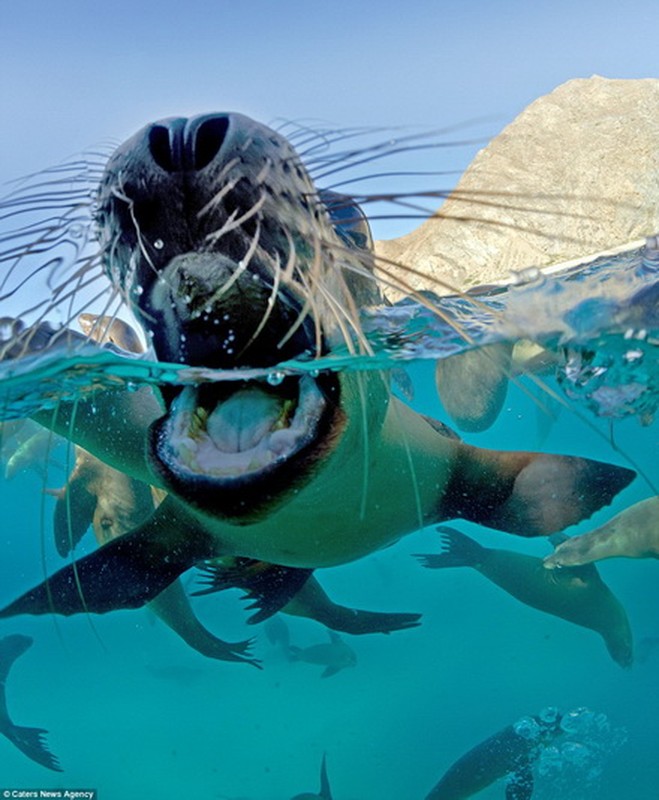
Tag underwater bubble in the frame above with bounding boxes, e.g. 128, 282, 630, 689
154, 239, 164, 250
561, 741, 592, 767
560, 707, 593, 735
537, 744, 562, 776
513, 716, 541, 740
539, 706, 560, 725
267, 371, 286, 387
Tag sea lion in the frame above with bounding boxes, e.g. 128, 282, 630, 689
416, 527, 633, 667
1, 419, 60, 480
0, 112, 635, 623
291, 753, 333, 800
424, 711, 564, 800
544, 495, 659, 568
288, 631, 357, 679
71, 314, 420, 644
0, 634, 62, 772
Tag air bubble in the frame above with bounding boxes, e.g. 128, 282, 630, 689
267, 371, 285, 386
154, 239, 164, 250
513, 716, 541, 740
538, 706, 559, 725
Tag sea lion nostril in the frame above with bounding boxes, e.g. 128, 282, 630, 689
148, 125, 176, 171
148, 119, 187, 172
147, 116, 229, 173
191, 116, 229, 170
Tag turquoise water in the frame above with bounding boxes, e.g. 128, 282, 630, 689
0, 250, 656, 799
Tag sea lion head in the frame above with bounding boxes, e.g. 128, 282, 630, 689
95, 113, 384, 520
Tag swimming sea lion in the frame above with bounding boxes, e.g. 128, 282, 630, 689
424, 711, 564, 800
288, 631, 357, 679
544, 495, 659, 568
55, 316, 420, 646
0, 112, 635, 622
291, 753, 333, 799
0, 634, 62, 772
416, 526, 633, 667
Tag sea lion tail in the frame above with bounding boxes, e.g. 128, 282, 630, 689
415, 526, 485, 568
4, 725, 63, 772
442, 445, 636, 537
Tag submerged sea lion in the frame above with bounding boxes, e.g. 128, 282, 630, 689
416, 527, 633, 667
291, 753, 333, 800
288, 631, 357, 679
544, 495, 659, 568
0, 112, 635, 623
57, 315, 420, 644
0, 634, 62, 772
425, 711, 564, 800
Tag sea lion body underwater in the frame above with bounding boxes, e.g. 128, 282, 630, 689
544, 495, 659, 568
0, 634, 62, 772
49, 316, 420, 652
417, 527, 633, 667
0, 112, 635, 621
424, 713, 563, 800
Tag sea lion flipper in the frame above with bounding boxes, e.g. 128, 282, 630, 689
0, 634, 32, 681
52, 476, 97, 556
415, 526, 485, 568
282, 575, 421, 634
321, 665, 341, 679
193, 558, 313, 624
446, 447, 635, 536
315, 607, 421, 635
319, 752, 333, 800
6, 725, 63, 772
506, 763, 533, 800
435, 342, 514, 433
0, 500, 206, 617
147, 580, 261, 669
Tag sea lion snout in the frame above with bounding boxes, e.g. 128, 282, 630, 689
146, 114, 230, 173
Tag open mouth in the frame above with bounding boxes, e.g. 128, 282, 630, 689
149, 372, 342, 516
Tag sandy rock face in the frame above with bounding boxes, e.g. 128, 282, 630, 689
375, 76, 659, 300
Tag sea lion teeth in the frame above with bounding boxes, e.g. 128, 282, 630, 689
163, 375, 326, 478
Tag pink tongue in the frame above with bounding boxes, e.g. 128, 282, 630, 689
206, 387, 284, 452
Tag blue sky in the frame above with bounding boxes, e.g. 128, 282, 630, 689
2, 0, 659, 239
